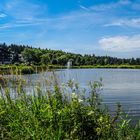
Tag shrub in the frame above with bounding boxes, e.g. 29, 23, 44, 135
20, 66, 34, 74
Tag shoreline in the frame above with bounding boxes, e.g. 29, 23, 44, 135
0, 64, 140, 75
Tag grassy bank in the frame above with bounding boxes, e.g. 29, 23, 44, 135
0, 76, 140, 139
73, 64, 140, 69
0, 65, 47, 75
0, 65, 66, 75
0, 64, 140, 75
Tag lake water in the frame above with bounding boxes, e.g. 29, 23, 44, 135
54, 69, 140, 122
7, 68, 140, 123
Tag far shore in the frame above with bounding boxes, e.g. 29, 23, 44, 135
0, 64, 140, 75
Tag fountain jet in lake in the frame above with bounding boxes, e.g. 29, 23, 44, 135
67, 60, 72, 69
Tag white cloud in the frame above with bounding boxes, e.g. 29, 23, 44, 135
99, 35, 140, 52
78, 0, 131, 14
0, 13, 7, 18
0, 0, 101, 30
90, 0, 131, 12
0, 0, 134, 31
88, 0, 140, 12
105, 18, 140, 28
0, 22, 41, 29
4, 0, 47, 20
79, 5, 90, 11
2, 12, 99, 30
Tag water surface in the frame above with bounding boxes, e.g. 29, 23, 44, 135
54, 69, 140, 122
7, 68, 140, 122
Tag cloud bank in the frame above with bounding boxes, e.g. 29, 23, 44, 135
99, 35, 140, 52
104, 18, 140, 28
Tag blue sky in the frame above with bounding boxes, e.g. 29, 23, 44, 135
0, 0, 140, 58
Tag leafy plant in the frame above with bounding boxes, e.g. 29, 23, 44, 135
0, 74, 140, 139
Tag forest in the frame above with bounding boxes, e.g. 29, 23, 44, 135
0, 43, 140, 66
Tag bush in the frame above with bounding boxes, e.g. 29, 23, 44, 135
20, 66, 34, 74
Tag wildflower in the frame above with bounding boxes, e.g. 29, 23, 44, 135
72, 92, 77, 98
78, 98, 83, 103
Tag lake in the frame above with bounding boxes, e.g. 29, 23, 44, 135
55, 68, 140, 123
6, 68, 140, 123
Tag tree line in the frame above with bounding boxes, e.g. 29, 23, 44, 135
0, 43, 140, 66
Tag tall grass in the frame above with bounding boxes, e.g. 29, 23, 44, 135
0, 71, 140, 139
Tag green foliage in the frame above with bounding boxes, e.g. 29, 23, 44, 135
0, 77, 140, 139
20, 66, 34, 74
22, 48, 42, 65
0, 43, 140, 66
41, 54, 50, 65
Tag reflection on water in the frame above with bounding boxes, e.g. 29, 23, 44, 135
56, 68, 140, 123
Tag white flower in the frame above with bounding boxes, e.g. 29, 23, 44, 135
78, 99, 83, 103
72, 92, 77, 98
